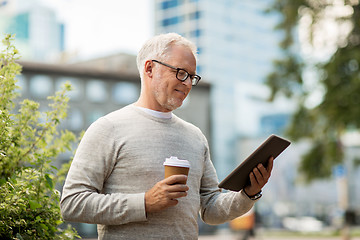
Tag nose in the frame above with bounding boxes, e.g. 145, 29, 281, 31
182, 77, 193, 88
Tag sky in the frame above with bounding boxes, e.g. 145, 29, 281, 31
41, 0, 154, 60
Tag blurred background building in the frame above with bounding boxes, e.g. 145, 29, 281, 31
18, 60, 211, 237
1, 0, 359, 237
154, 0, 293, 181
0, 0, 64, 62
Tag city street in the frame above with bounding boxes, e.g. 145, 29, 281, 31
199, 234, 360, 240
200, 237, 360, 240
198, 229, 360, 240
85, 229, 360, 240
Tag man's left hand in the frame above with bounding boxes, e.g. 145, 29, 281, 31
243, 156, 274, 197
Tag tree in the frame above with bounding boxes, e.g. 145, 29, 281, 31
266, 0, 360, 182
0, 34, 80, 239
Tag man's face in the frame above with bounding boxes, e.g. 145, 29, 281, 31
150, 45, 196, 112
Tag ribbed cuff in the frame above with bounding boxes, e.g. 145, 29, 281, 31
127, 192, 147, 222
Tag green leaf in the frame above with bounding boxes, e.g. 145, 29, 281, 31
45, 174, 53, 189
0, 34, 80, 239
29, 199, 42, 210
16, 233, 24, 240
40, 223, 49, 231
50, 165, 58, 170
265, 1, 360, 183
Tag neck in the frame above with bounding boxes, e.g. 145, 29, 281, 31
134, 97, 172, 113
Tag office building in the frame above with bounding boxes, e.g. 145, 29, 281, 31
18, 58, 211, 237
0, 0, 64, 62
154, 0, 290, 181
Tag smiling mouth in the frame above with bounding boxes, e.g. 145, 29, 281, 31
175, 89, 186, 95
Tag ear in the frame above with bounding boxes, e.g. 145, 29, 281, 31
144, 60, 153, 79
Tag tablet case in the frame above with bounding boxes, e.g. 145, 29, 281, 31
218, 134, 291, 192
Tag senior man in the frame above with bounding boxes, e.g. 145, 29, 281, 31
60, 33, 273, 240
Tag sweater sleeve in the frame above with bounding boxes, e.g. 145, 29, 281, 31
199, 141, 256, 225
60, 117, 147, 225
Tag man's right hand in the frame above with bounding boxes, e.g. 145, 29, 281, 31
145, 175, 189, 213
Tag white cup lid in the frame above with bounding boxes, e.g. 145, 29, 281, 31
164, 156, 190, 168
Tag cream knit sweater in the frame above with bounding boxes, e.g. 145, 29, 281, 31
60, 104, 255, 240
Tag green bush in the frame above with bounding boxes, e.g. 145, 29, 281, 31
0, 34, 80, 239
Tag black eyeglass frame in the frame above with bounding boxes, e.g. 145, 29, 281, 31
151, 59, 201, 86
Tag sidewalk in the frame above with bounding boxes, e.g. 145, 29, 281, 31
198, 229, 360, 240
199, 234, 360, 240
86, 234, 360, 240
84, 229, 360, 239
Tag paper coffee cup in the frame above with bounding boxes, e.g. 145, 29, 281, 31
164, 156, 190, 184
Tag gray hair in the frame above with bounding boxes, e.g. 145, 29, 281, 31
136, 33, 197, 80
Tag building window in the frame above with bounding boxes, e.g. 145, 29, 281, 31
161, 0, 183, 10
260, 113, 290, 135
59, 24, 65, 52
112, 82, 139, 104
56, 77, 83, 101
162, 16, 183, 26
29, 75, 53, 98
16, 74, 27, 95
189, 11, 201, 20
87, 110, 105, 125
67, 108, 84, 131
196, 65, 202, 75
86, 80, 108, 103
190, 29, 202, 38
8, 13, 29, 40
197, 47, 202, 54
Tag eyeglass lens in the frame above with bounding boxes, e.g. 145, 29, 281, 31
176, 69, 200, 86
176, 69, 188, 81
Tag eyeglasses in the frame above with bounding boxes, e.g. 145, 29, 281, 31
152, 60, 201, 86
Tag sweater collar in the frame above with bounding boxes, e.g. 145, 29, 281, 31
134, 105, 173, 119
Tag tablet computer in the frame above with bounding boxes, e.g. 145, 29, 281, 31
218, 134, 291, 192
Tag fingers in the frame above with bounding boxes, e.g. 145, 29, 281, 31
162, 175, 189, 194
255, 164, 269, 182
255, 156, 274, 182
145, 176, 189, 213
245, 156, 274, 197
267, 156, 274, 172
248, 172, 257, 186
167, 184, 189, 194
252, 168, 264, 184
164, 174, 188, 185
168, 190, 188, 199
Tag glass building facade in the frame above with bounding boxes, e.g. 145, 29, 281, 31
154, 1, 360, 230
154, 0, 290, 180
0, 0, 65, 62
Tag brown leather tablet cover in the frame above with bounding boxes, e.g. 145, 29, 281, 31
218, 134, 291, 192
